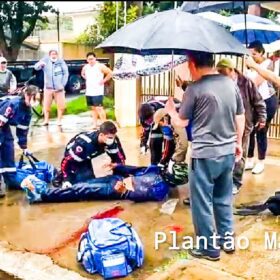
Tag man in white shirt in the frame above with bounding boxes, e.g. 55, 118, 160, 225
81, 52, 113, 130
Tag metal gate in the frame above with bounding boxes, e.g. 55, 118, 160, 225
140, 69, 176, 103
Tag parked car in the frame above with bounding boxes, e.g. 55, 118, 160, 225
8, 58, 110, 94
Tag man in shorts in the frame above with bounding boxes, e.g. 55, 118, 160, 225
81, 52, 113, 130
34, 49, 69, 126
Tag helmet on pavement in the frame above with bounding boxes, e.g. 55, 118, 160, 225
162, 162, 188, 186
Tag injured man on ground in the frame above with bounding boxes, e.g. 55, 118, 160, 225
20, 165, 182, 203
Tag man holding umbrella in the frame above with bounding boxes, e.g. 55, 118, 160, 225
165, 51, 245, 261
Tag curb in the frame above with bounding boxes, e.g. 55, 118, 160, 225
0, 241, 89, 280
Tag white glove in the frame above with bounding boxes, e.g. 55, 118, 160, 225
140, 146, 147, 155
168, 159, 175, 174
62, 181, 72, 189
22, 149, 31, 156
157, 163, 165, 168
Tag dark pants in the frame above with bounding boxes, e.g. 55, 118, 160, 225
63, 159, 95, 185
150, 137, 175, 165
248, 95, 278, 160
150, 137, 163, 165
189, 154, 235, 256
233, 133, 250, 189
0, 126, 17, 187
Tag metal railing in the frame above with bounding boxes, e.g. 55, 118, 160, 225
140, 69, 176, 103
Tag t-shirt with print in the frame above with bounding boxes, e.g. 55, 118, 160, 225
179, 74, 244, 159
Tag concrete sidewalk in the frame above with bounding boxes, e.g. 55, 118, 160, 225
1, 114, 280, 279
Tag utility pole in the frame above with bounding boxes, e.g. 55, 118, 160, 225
56, 9, 60, 52
124, 1, 127, 26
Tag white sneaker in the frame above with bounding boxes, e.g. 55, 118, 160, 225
168, 159, 175, 174
252, 162, 264, 174
232, 185, 240, 195
244, 160, 254, 170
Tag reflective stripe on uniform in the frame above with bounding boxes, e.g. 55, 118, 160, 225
106, 148, 119, 154
78, 134, 92, 143
17, 124, 29, 130
0, 167, 16, 173
66, 141, 75, 150
69, 149, 83, 162
0, 115, 8, 123
150, 133, 163, 139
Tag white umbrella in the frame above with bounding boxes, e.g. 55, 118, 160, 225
113, 54, 188, 80
197, 11, 231, 27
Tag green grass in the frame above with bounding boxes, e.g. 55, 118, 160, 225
34, 95, 116, 120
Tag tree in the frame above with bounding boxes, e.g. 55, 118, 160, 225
77, 2, 139, 46
0, 1, 53, 61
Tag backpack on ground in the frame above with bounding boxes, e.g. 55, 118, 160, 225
16, 153, 56, 184
77, 218, 144, 279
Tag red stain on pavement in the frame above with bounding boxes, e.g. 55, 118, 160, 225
165, 224, 184, 233
26, 205, 124, 255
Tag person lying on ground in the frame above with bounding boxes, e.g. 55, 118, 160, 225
56, 121, 126, 189
21, 165, 170, 203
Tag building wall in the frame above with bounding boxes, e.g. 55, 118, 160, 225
62, 42, 114, 67
70, 12, 98, 36
17, 46, 40, 61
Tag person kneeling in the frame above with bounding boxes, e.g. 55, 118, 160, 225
55, 121, 126, 189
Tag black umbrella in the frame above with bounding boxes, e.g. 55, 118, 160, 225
96, 9, 248, 56
180, 1, 267, 46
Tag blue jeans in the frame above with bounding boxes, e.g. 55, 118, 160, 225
189, 154, 235, 256
42, 176, 123, 202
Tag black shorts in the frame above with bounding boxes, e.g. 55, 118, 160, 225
86, 95, 104, 107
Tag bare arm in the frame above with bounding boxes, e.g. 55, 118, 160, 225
100, 64, 113, 84
165, 97, 189, 128
246, 56, 280, 88
9, 73, 17, 92
81, 65, 86, 79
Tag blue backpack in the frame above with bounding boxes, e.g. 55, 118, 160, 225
77, 218, 144, 279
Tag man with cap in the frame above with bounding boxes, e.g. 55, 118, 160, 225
34, 49, 69, 126
0, 57, 17, 97
216, 58, 266, 194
